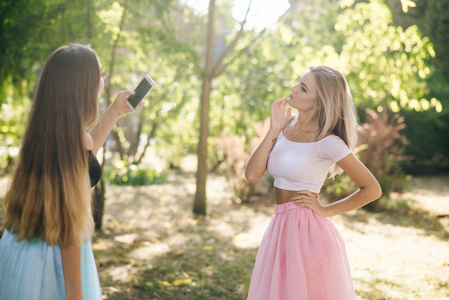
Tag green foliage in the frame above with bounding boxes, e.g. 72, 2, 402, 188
321, 173, 357, 203
93, 0, 201, 167
400, 109, 449, 173
0, 78, 33, 173
1, 0, 447, 189
322, 108, 411, 210
385, 0, 449, 170
0, 0, 95, 101
106, 161, 164, 186
358, 108, 410, 209
334, 0, 438, 112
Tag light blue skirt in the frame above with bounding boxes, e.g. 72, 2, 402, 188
0, 230, 102, 300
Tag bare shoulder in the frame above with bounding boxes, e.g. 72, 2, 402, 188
322, 131, 337, 139
84, 132, 94, 151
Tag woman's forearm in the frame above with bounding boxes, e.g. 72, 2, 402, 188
89, 105, 121, 155
61, 241, 82, 300
245, 128, 280, 182
323, 185, 382, 217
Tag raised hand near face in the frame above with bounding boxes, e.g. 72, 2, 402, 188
270, 97, 292, 132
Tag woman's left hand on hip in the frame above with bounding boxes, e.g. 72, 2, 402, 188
292, 190, 328, 216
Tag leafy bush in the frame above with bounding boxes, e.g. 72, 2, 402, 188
321, 173, 357, 204
214, 119, 272, 203
357, 108, 410, 210
106, 161, 165, 186
399, 109, 449, 174
322, 108, 411, 210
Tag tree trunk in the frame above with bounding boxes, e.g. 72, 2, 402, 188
192, 0, 255, 215
93, 177, 105, 231
193, 0, 215, 215
92, 0, 129, 231
86, 0, 93, 44
193, 75, 213, 215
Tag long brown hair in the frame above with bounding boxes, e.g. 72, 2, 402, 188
310, 65, 358, 177
3, 44, 100, 246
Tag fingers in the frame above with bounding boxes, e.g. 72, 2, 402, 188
272, 97, 287, 108
271, 98, 290, 118
291, 190, 325, 215
122, 89, 135, 98
291, 195, 312, 202
279, 97, 288, 105
116, 89, 135, 100
135, 100, 144, 111
296, 190, 316, 197
274, 97, 288, 103
291, 190, 318, 203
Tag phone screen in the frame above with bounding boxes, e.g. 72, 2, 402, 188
128, 77, 154, 108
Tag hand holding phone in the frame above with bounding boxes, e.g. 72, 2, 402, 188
126, 74, 155, 111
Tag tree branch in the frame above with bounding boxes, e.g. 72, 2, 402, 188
214, 28, 267, 77
211, 0, 253, 77
86, 0, 93, 45
213, 2, 291, 77
135, 120, 159, 165
104, 0, 129, 160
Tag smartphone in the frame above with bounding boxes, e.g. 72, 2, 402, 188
126, 74, 155, 111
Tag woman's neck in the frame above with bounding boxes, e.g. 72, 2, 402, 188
292, 113, 319, 133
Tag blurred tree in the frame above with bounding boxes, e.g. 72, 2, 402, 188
193, 0, 256, 215
384, 0, 449, 172
0, 0, 94, 168
1, 0, 446, 220
189, 0, 290, 215
90, 0, 195, 229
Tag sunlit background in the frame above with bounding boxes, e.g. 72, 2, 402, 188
181, 0, 290, 31
1, 0, 449, 299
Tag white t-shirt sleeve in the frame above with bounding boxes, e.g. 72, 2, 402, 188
320, 135, 351, 162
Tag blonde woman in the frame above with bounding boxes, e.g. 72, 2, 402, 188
246, 65, 382, 299
0, 44, 143, 299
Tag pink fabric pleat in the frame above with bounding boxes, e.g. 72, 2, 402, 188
247, 202, 356, 300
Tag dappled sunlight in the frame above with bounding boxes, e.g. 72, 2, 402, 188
2, 170, 449, 299
232, 213, 272, 249
90, 173, 449, 299
1, 0, 448, 299
333, 176, 449, 299
92, 173, 269, 298
129, 242, 170, 261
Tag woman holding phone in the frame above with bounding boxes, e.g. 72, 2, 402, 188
245, 65, 382, 299
0, 44, 143, 299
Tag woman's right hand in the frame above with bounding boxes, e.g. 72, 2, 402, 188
109, 89, 143, 117
246, 98, 291, 182
270, 97, 292, 131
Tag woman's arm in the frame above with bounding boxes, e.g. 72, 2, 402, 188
89, 90, 143, 155
293, 154, 382, 217
61, 240, 82, 300
323, 154, 382, 216
245, 98, 292, 182
245, 128, 281, 182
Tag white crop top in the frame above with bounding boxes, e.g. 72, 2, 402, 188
267, 130, 351, 193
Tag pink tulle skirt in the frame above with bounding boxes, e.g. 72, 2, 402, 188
247, 202, 356, 300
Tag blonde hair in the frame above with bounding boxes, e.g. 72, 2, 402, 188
3, 44, 100, 246
310, 65, 358, 177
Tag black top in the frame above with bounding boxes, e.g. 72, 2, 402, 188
88, 151, 102, 187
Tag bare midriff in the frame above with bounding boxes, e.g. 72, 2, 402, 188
274, 187, 320, 205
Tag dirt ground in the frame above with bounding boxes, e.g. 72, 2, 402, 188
1, 174, 448, 299
95, 173, 449, 299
